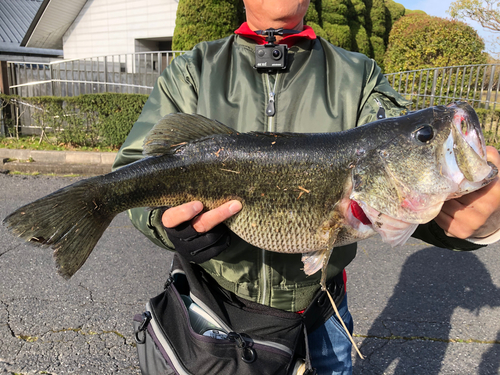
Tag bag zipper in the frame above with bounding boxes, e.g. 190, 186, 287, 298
189, 290, 294, 357
134, 311, 151, 344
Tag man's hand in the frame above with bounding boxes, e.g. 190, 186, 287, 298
161, 200, 242, 263
435, 146, 500, 239
162, 200, 242, 231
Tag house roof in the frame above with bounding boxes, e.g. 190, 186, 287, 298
0, 0, 62, 56
21, 0, 87, 50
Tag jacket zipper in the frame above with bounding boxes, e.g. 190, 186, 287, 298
261, 248, 268, 304
265, 73, 279, 132
373, 97, 386, 119
261, 73, 280, 305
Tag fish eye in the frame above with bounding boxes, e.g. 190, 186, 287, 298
413, 125, 434, 144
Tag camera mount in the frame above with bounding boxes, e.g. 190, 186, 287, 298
260, 28, 285, 46
254, 28, 299, 72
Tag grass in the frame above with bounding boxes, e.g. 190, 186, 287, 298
8, 171, 41, 176
0, 135, 118, 152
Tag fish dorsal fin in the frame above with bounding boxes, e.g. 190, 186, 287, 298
143, 113, 236, 156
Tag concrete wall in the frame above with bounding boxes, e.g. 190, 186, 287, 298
62, 0, 178, 60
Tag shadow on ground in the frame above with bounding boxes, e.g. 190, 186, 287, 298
354, 247, 500, 374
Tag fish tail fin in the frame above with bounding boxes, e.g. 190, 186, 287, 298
2, 178, 116, 279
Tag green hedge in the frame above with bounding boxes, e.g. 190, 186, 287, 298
172, 0, 244, 51
0, 93, 148, 148
384, 13, 487, 72
474, 108, 500, 148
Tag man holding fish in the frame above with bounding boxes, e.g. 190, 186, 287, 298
5, 0, 500, 374
113, 0, 500, 373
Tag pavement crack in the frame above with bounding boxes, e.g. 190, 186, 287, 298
46, 327, 134, 345
1, 300, 16, 338
0, 244, 20, 257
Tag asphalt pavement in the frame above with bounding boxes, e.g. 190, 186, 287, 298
0, 172, 500, 374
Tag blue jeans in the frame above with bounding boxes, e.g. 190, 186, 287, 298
307, 295, 353, 375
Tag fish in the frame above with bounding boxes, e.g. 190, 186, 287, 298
2, 102, 497, 288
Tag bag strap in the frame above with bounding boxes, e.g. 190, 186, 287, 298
302, 272, 345, 333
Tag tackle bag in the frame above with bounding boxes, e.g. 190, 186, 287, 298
133, 255, 345, 375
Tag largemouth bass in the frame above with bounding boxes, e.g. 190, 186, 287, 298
3, 102, 497, 287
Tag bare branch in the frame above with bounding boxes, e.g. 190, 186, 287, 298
448, 0, 500, 32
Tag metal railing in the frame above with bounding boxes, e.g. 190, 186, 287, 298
385, 64, 500, 111
8, 56, 500, 106
7, 51, 186, 97
4, 57, 500, 144
385, 64, 500, 144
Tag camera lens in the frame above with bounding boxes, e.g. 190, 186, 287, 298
272, 49, 282, 59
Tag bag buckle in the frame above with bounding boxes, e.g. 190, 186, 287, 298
135, 311, 152, 344
227, 332, 256, 363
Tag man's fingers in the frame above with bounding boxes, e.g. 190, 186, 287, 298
486, 146, 500, 167
161, 200, 242, 233
434, 200, 466, 238
192, 200, 242, 233
162, 201, 204, 228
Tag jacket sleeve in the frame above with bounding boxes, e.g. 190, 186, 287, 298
112, 53, 200, 251
356, 59, 410, 127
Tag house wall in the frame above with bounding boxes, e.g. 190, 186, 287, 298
62, 0, 178, 60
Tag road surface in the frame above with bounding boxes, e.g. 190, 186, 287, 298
1, 174, 499, 374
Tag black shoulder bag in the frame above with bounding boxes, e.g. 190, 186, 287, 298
133, 254, 345, 375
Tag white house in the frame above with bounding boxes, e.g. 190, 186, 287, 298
21, 0, 179, 60
0, 0, 63, 94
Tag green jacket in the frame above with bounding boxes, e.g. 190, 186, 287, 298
113, 35, 483, 312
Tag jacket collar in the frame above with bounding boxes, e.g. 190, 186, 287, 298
234, 22, 316, 48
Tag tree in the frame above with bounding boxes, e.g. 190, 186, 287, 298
448, 0, 500, 32
384, 13, 488, 72
448, 0, 500, 55
304, 0, 408, 69
171, 0, 409, 70
172, 0, 244, 51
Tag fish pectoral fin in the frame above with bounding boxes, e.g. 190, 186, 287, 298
301, 249, 331, 276
143, 113, 235, 156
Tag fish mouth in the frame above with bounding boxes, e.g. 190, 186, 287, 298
442, 102, 494, 190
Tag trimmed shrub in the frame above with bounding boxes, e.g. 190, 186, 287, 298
304, 0, 408, 69
0, 93, 148, 148
384, 13, 487, 72
324, 22, 352, 50
172, 0, 244, 50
